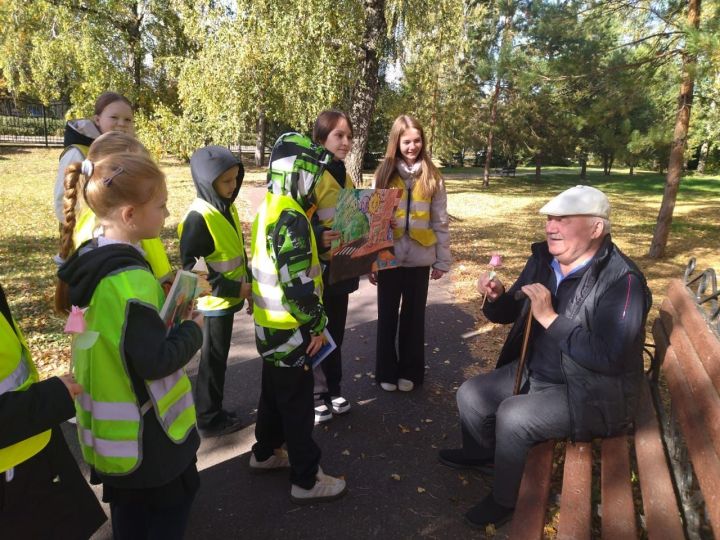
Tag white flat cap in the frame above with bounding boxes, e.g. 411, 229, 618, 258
539, 185, 610, 219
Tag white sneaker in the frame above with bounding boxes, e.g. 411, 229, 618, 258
398, 378, 414, 392
328, 396, 351, 415
314, 402, 333, 424
290, 466, 347, 504
380, 382, 397, 392
249, 449, 290, 472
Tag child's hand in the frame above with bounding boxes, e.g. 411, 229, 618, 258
245, 298, 254, 315
306, 333, 325, 357
161, 278, 173, 296
190, 310, 204, 329
59, 373, 83, 399
240, 282, 252, 300
430, 268, 445, 280
321, 230, 341, 248
196, 275, 211, 297
368, 272, 378, 286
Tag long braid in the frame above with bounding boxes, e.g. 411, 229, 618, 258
54, 162, 83, 314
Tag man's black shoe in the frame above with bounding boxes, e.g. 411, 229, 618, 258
465, 494, 514, 529
198, 413, 243, 438
438, 448, 495, 475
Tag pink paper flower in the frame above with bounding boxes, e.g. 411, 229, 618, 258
489, 253, 503, 268
64, 306, 87, 334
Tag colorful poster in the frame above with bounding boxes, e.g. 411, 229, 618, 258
329, 188, 402, 284
159, 270, 199, 333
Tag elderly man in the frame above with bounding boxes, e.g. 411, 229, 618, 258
440, 185, 652, 528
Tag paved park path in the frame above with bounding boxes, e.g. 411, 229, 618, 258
67, 186, 505, 539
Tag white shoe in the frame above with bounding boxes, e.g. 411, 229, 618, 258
249, 449, 290, 471
398, 378, 414, 392
314, 402, 333, 424
380, 382, 397, 391
290, 466, 347, 504
328, 396, 351, 415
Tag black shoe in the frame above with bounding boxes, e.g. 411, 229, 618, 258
464, 494, 514, 529
198, 413, 243, 438
438, 448, 495, 475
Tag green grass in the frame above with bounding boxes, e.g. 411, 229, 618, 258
1, 146, 719, 377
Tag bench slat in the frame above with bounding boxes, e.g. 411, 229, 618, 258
667, 279, 720, 394
507, 440, 554, 540
557, 442, 592, 540
663, 343, 720, 533
634, 378, 684, 539
661, 298, 720, 460
601, 436, 637, 540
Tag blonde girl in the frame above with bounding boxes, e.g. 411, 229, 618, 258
56, 152, 203, 539
55, 131, 173, 290
372, 115, 451, 392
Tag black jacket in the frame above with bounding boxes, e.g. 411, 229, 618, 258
58, 241, 203, 490
0, 284, 106, 538
484, 235, 652, 441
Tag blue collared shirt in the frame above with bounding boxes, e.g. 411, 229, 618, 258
550, 258, 592, 293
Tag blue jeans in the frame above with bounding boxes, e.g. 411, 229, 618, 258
457, 360, 571, 507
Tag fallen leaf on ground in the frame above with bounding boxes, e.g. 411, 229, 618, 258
391, 473, 401, 481
417, 487, 426, 493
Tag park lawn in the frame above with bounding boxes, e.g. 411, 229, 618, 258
1, 146, 719, 378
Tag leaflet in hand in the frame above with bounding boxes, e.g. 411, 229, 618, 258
159, 270, 200, 333
309, 329, 337, 368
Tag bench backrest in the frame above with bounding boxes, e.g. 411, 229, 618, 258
653, 277, 720, 535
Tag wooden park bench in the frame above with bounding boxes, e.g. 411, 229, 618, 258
506, 259, 720, 539
493, 165, 516, 177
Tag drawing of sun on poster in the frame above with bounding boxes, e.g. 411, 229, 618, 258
329, 189, 402, 284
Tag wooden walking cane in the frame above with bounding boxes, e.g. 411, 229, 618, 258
513, 292, 534, 395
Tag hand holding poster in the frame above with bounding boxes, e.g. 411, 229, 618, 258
329, 188, 402, 284
159, 270, 200, 333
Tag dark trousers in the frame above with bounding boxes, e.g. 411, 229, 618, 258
456, 360, 571, 507
253, 362, 320, 489
319, 291, 350, 397
110, 491, 195, 540
375, 266, 430, 386
195, 313, 235, 427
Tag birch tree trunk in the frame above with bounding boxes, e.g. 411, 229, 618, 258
346, 0, 387, 186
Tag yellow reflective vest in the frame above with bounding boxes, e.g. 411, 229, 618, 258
73, 208, 173, 282
389, 175, 437, 247
313, 169, 354, 262
73, 267, 196, 475
0, 311, 51, 472
178, 199, 248, 314
251, 193, 323, 330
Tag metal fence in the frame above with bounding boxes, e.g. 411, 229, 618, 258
0, 98, 68, 146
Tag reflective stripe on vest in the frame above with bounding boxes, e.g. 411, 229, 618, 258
389, 176, 437, 247
73, 210, 172, 282
73, 267, 196, 475
251, 192, 323, 330
314, 170, 354, 261
0, 314, 51, 472
178, 198, 248, 313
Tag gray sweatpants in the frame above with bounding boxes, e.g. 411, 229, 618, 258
457, 360, 571, 507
